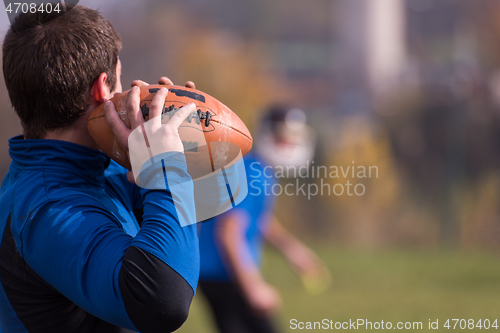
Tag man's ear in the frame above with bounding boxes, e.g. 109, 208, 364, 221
90, 72, 111, 104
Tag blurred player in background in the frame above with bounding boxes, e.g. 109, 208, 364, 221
198, 105, 329, 333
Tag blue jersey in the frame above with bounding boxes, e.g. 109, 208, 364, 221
199, 153, 276, 281
0, 136, 199, 332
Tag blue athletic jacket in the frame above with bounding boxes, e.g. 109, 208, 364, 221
0, 136, 199, 332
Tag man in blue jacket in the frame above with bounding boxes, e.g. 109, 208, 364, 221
0, 5, 199, 333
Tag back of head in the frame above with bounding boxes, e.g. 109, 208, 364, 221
2, 5, 122, 139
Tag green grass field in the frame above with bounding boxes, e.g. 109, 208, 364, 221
178, 246, 500, 332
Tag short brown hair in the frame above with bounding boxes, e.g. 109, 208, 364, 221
2, 5, 122, 139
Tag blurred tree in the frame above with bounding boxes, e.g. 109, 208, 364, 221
141, 4, 291, 132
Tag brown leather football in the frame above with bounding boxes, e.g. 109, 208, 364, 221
87, 85, 253, 179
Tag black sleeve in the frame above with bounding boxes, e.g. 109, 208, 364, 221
133, 208, 144, 227
118, 246, 194, 333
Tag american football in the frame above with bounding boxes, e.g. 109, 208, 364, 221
88, 85, 253, 179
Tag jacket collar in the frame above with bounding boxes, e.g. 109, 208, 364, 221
8, 135, 110, 187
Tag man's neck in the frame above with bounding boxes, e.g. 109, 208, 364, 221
42, 114, 100, 150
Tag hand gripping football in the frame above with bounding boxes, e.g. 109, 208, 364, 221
87, 85, 253, 179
